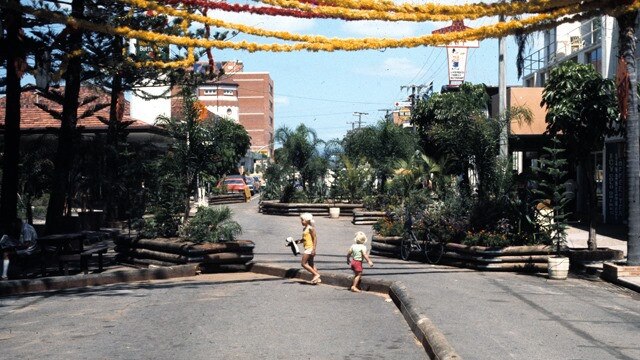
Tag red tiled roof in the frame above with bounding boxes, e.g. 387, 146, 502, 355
0, 85, 158, 133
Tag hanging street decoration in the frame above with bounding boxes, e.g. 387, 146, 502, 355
3, 0, 640, 67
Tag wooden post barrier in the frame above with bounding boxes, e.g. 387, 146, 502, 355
114, 236, 255, 267
260, 201, 363, 217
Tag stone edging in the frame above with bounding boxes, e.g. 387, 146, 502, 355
0, 264, 198, 296
248, 262, 461, 360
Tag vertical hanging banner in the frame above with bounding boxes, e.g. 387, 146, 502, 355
432, 20, 480, 86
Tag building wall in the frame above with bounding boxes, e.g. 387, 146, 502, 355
130, 85, 171, 124
520, 15, 625, 224
506, 87, 547, 136
130, 61, 275, 158
233, 72, 275, 157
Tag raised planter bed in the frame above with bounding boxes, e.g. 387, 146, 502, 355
371, 234, 552, 272
208, 193, 246, 205
352, 211, 386, 225
260, 200, 363, 217
114, 236, 254, 268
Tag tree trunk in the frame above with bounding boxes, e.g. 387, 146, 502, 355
0, 2, 24, 228
45, 0, 84, 234
582, 157, 598, 250
618, 11, 640, 265
105, 36, 124, 221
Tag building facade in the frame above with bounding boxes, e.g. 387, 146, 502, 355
130, 60, 275, 161
521, 15, 624, 224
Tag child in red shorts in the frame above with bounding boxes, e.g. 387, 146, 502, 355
346, 231, 373, 292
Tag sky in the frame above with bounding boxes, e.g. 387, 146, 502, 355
206, 1, 533, 142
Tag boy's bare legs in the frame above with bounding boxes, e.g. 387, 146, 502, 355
351, 271, 362, 292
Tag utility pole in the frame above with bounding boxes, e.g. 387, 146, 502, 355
353, 112, 368, 128
346, 120, 357, 131
401, 82, 433, 108
378, 108, 393, 123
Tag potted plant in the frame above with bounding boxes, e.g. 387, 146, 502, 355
532, 138, 572, 280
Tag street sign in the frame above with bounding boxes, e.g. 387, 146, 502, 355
432, 20, 480, 86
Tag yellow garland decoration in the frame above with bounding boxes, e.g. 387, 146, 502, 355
256, 0, 590, 21
11, 1, 640, 53
124, 0, 582, 45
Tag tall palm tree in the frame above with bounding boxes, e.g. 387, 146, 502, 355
274, 124, 325, 191
617, 11, 640, 265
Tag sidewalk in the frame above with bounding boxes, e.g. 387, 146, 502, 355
566, 222, 627, 256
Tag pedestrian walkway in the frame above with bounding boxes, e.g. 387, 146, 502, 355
566, 222, 627, 256
230, 199, 640, 360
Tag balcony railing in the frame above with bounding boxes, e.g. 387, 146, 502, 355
522, 17, 602, 77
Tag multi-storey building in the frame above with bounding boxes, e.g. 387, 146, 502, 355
204, 61, 274, 159
130, 60, 275, 162
520, 16, 623, 224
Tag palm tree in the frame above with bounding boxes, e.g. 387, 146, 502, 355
617, 11, 640, 265
274, 124, 325, 191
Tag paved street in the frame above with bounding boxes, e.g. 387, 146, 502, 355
2, 196, 639, 360
0, 272, 425, 359
233, 197, 640, 360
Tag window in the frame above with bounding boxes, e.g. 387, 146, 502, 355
586, 48, 602, 74
224, 89, 234, 96
203, 89, 216, 95
270, 101, 273, 111
269, 84, 273, 95
270, 117, 273, 126
525, 77, 534, 88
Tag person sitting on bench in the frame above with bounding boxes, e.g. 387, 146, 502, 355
1, 218, 38, 280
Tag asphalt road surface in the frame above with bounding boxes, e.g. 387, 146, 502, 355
233, 198, 640, 360
0, 273, 427, 359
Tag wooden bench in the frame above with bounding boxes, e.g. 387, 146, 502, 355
58, 244, 109, 275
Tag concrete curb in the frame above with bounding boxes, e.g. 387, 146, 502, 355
0, 264, 199, 296
249, 262, 461, 360
613, 277, 640, 293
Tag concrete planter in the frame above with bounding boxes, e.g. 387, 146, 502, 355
329, 207, 341, 218
547, 256, 570, 279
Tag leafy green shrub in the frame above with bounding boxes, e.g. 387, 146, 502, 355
373, 217, 404, 237
462, 230, 512, 248
134, 209, 182, 239
180, 206, 242, 243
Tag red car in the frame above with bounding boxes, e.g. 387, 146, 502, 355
217, 176, 251, 201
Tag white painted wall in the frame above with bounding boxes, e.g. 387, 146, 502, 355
130, 86, 172, 124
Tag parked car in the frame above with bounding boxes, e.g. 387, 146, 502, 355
217, 176, 248, 193
217, 175, 251, 201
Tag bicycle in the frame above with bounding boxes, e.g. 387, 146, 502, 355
399, 214, 445, 264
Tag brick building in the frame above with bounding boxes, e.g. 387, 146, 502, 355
130, 61, 275, 160
199, 61, 274, 158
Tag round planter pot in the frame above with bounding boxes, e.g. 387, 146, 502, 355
329, 207, 341, 218
548, 256, 570, 280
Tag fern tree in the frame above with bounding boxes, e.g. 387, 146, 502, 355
532, 138, 571, 256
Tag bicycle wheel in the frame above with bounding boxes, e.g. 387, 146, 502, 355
400, 236, 412, 261
424, 240, 444, 264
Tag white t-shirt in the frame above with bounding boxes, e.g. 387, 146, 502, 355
349, 243, 367, 261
